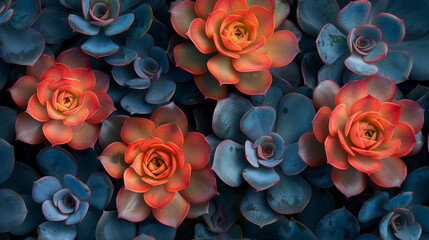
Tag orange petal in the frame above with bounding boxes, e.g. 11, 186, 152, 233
391, 121, 417, 157
348, 154, 382, 174
325, 135, 350, 169
249, 6, 274, 38
153, 123, 184, 147
213, 34, 240, 58
27, 54, 56, 78
256, 30, 299, 67
195, 0, 217, 19
232, 51, 271, 72
194, 72, 227, 100
205, 9, 226, 39
312, 106, 332, 143
395, 99, 424, 134
182, 132, 212, 170
187, 18, 216, 54
86, 91, 116, 124
48, 78, 80, 91
207, 54, 239, 85
63, 108, 89, 126
143, 185, 175, 209
362, 138, 400, 159
43, 119, 73, 146
26, 94, 50, 122
329, 104, 349, 137
234, 70, 272, 95
39, 63, 72, 81
170, 0, 198, 39
335, 80, 367, 110
174, 43, 210, 75
378, 102, 401, 125
120, 117, 156, 144
124, 167, 151, 193
349, 121, 364, 149
350, 95, 382, 115
125, 139, 146, 164
92, 70, 110, 92
238, 35, 265, 55
15, 112, 44, 144
82, 91, 101, 119
369, 156, 406, 188
362, 74, 396, 102
98, 141, 128, 178
56, 48, 91, 69
36, 78, 56, 105
71, 68, 96, 91
166, 142, 185, 169
152, 192, 190, 228
150, 102, 188, 134
46, 100, 66, 120
8, 75, 39, 108
297, 131, 327, 167
68, 121, 100, 150
165, 163, 191, 192
213, 0, 246, 15
116, 187, 151, 222
179, 165, 217, 204
332, 167, 366, 198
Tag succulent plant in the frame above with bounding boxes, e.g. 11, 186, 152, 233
298, 74, 424, 197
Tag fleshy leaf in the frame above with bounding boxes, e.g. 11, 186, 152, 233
38, 221, 76, 240
68, 14, 100, 35
0, 138, 14, 184
297, 0, 340, 36
64, 174, 90, 199
213, 140, 248, 187
316, 24, 348, 65
36, 147, 77, 184
85, 172, 113, 210
315, 208, 360, 240
358, 192, 389, 223
402, 167, 429, 205
128, 3, 153, 40
8, 0, 40, 31
280, 142, 307, 176
240, 187, 280, 227
242, 167, 280, 191
32, 176, 62, 204
240, 107, 276, 142
0, 189, 28, 233
277, 219, 318, 240
95, 211, 137, 240
81, 34, 119, 58
383, 192, 413, 211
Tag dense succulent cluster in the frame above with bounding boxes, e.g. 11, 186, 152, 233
0, 0, 428, 239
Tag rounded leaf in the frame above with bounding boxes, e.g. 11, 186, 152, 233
315, 208, 360, 240
0, 189, 28, 233
96, 211, 136, 240
240, 187, 280, 228
212, 140, 248, 187
36, 147, 77, 184
38, 221, 76, 240
0, 138, 14, 184
85, 172, 114, 210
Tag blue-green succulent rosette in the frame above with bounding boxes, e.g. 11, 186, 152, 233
298, 0, 429, 85
106, 34, 177, 114
211, 82, 316, 227
62, 0, 153, 58
0, 0, 45, 65
358, 191, 429, 239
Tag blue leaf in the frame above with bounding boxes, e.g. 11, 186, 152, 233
345, 53, 378, 75
355, 233, 382, 240
64, 175, 90, 200
8, 0, 40, 31
373, 13, 405, 44
147, 18, 170, 49
138, 216, 176, 240
240, 107, 276, 142
358, 192, 389, 223
76, 207, 102, 240
403, 166, 429, 205
409, 205, 429, 232
0, 61, 8, 90
120, 90, 161, 114
150, 47, 169, 73
0, 162, 40, 194
145, 78, 175, 104
213, 140, 248, 187
277, 219, 317, 240
336, 0, 371, 32
374, 50, 412, 83
240, 187, 280, 227
316, 208, 360, 240
125, 78, 151, 89
243, 167, 280, 191
316, 23, 348, 65
0, 189, 27, 232
297, 0, 340, 36
53, 189, 72, 208
0, 138, 14, 184
95, 211, 136, 240
10, 194, 44, 235
270, 61, 301, 89
0, 106, 17, 143
383, 192, 413, 211
72, 149, 100, 182
126, 34, 154, 57
85, 172, 113, 210
250, 75, 294, 110
394, 222, 422, 240
42, 200, 68, 221
81, 33, 119, 58
112, 64, 140, 86
68, 14, 99, 36
280, 142, 307, 176
245, 140, 260, 167
134, 233, 155, 240
297, 187, 336, 231
104, 45, 137, 66
38, 221, 76, 240
105, 13, 135, 36
276, 93, 315, 144
128, 3, 153, 40
0, 9, 13, 24
32, 176, 62, 204
267, 173, 311, 214
172, 80, 205, 105
59, 0, 81, 9
36, 147, 77, 185
301, 52, 324, 88
0, 25, 44, 65
212, 95, 252, 143
318, 53, 348, 84
301, 163, 334, 188
65, 201, 89, 225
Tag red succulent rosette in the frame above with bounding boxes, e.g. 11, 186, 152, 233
170, 0, 299, 99
97, 103, 217, 228
298, 75, 424, 197
8, 48, 115, 150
